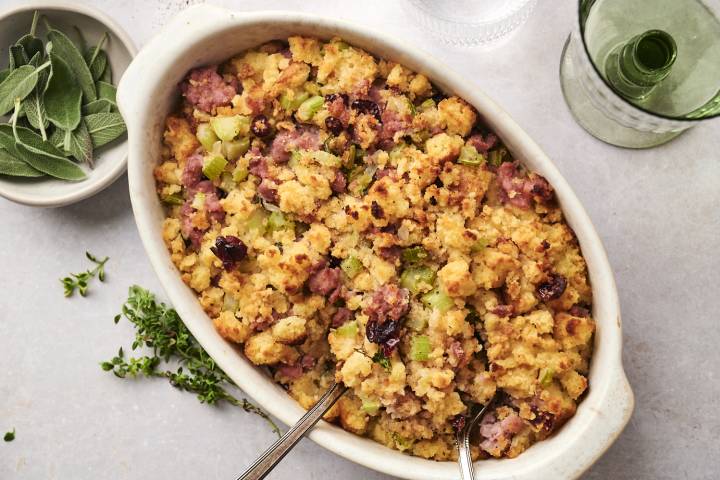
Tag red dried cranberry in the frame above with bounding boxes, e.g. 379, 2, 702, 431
210, 235, 248, 270
452, 414, 466, 432
536, 273, 567, 302
351, 99, 381, 121
251, 115, 272, 137
366, 318, 401, 346
325, 116, 344, 136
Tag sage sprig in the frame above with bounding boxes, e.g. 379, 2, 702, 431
0, 11, 127, 181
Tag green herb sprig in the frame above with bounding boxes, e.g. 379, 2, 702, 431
355, 348, 392, 372
0, 11, 127, 181
60, 251, 109, 297
4, 428, 15, 442
102, 286, 280, 436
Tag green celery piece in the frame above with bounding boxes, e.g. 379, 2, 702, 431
96, 80, 116, 103
296, 95, 324, 122
402, 246, 429, 264
458, 145, 485, 166
360, 398, 380, 415
47, 29, 97, 101
335, 320, 358, 337
538, 368, 555, 386
161, 193, 185, 205
202, 154, 227, 180
196, 123, 219, 151
0, 149, 43, 177
421, 287, 454, 313
222, 137, 250, 160
232, 164, 248, 182
0, 125, 85, 181
67, 119, 94, 167
267, 211, 294, 233
0, 65, 42, 116
340, 256, 363, 278
45, 53, 83, 132
312, 150, 341, 168
409, 335, 431, 361
82, 99, 114, 115
400, 266, 435, 295
246, 208, 268, 233
84, 112, 127, 147
210, 115, 250, 141
279, 91, 309, 112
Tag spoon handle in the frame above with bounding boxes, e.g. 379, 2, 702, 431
455, 427, 475, 480
237, 382, 348, 480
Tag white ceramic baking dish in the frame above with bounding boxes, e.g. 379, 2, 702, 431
117, 5, 634, 479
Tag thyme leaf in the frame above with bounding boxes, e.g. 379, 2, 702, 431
4, 428, 15, 442
60, 251, 109, 297
103, 286, 280, 437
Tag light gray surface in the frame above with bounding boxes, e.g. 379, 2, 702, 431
1, 1, 718, 479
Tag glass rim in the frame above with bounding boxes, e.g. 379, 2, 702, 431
577, 0, 720, 122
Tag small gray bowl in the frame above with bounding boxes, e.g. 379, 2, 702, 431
0, 1, 136, 207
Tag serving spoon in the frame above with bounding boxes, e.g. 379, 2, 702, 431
455, 395, 497, 480
237, 382, 348, 480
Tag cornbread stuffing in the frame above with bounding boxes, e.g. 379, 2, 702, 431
155, 36, 595, 461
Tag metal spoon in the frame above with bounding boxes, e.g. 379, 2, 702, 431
237, 382, 348, 480
455, 395, 496, 480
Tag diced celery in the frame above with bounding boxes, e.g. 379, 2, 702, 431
348, 165, 377, 193
458, 145, 485, 166
161, 193, 184, 206
402, 246, 429, 264
303, 82, 321, 96
232, 165, 248, 182
280, 91, 310, 111
191, 192, 206, 210
361, 398, 380, 415
223, 294, 238, 312
210, 115, 250, 141
422, 288, 454, 312
538, 367, 555, 386
196, 123, 219, 151
335, 320, 358, 337
223, 137, 250, 160
246, 208, 267, 233
341, 256, 363, 278
202, 154, 228, 181
391, 433, 413, 451
470, 237, 489, 253
289, 149, 303, 168
419, 98, 436, 111
312, 150, 342, 168
400, 266, 435, 295
488, 147, 510, 167
334, 40, 350, 51
410, 335, 431, 361
267, 211, 294, 233
296, 95, 324, 122
406, 97, 416, 116
219, 172, 236, 193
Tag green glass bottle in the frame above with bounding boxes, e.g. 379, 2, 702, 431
604, 30, 677, 101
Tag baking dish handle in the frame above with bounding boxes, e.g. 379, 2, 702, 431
116, 4, 234, 124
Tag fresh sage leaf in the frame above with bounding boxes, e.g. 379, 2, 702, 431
45, 53, 82, 132
22, 89, 49, 134
0, 69, 10, 84
96, 81, 116, 103
99, 61, 112, 84
27, 51, 42, 68
84, 112, 126, 147
67, 119, 94, 167
0, 148, 44, 177
0, 125, 85, 181
47, 29, 96, 102
0, 65, 43, 116
17, 34, 44, 60
9, 45, 29, 68
82, 99, 114, 115
85, 33, 108, 81
48, 127, 65, 149
73, 26, 88, 53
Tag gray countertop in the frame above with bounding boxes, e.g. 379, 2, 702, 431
1, 1, 718, 479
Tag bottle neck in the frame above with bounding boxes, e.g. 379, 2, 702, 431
605, 29, 677, 101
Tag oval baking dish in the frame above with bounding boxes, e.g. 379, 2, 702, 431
117, 6, 633, 479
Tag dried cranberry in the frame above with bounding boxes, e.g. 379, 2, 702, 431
452, 415, 466, 432
210, 236, 248, 270
366, 318, 401, 346
351, 99, 381, 121
325, 116, 344, 136
536, 273, 567, 302
325, 93, 348, 105
370, 201, 384, 219
251, 115, 272, 137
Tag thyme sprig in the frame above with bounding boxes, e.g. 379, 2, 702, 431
60, 251, 109, 297
103, 285, 280, 436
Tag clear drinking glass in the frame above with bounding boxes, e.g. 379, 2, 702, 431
402, 0, 537, 47
560, 0, 720, 148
